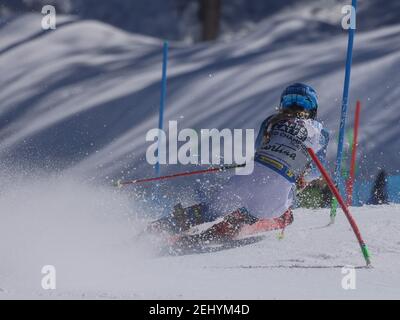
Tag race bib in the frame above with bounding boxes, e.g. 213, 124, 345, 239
255, 118, 322, 179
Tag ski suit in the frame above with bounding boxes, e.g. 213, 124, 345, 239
208, 114, 330, 219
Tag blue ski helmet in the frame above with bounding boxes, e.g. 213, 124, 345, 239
280, 83, 318, 119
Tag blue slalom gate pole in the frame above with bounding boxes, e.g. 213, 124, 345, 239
156, 41, 169, 177
330, 0, 357, 223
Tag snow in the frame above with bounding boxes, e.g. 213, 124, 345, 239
0, 171, 399, 299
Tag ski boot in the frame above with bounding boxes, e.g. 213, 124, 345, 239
239, 208, 294, 237
147, 203, 208, 235
199, 208, 259, 242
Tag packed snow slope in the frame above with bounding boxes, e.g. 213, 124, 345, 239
0, 9, 399, 182
0, 171, 399, 299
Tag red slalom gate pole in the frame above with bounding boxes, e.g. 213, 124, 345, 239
114, 163, 245, 187
346, 100, 361, 206
307, 148, 371, 266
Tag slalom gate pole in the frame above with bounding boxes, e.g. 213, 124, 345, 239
344, 129, 354, 201
330, 0, 358, 224
114, 163, 245, 188
346, 100, 361, 206
155, 41, 169, 177
308, 148, 371, 266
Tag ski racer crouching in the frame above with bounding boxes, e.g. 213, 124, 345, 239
149, 83, 330, 243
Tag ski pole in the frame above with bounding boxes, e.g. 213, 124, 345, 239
114, 163, 246, 188
307, 148, 371, 266
331, 0, 358, 223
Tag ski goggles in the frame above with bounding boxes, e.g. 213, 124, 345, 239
281, 94, 318, 111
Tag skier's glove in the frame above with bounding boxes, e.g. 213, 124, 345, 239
296, 175, 308, 191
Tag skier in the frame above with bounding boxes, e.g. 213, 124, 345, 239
149, 83, 330, 244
